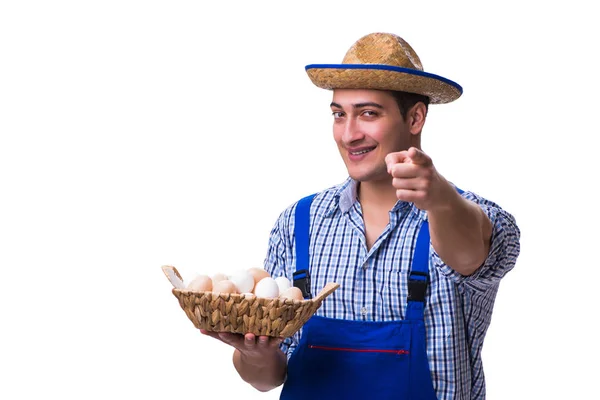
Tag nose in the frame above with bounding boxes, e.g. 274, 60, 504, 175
341, 117, 365, 145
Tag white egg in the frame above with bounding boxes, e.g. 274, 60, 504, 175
229, 270, 255, 294
253, 277, 280, 298
274, 276, 291, 293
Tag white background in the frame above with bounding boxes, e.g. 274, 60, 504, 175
1, 1, 598, 399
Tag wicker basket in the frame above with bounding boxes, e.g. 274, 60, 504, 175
162, 265, 340, 338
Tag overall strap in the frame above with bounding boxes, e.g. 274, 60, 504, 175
405, 220, 430, 321
405, 186, 465, 321
293, 193, 317, 299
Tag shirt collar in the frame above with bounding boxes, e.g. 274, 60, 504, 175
323, 177, 353, 217
338, 178, 358, 213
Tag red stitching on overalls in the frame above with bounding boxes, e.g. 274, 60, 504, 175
308, 345, 409, 355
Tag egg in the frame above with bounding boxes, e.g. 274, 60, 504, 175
211, 273, 229, 286
279, 286, 304, 301
187, 274, 212, 292
212, 279, 238, 294
229, 270, 255, 294
253, 277, 279, 298
247, 267, 271, 287
274, 276, 291, 293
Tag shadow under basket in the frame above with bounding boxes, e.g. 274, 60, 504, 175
162, 265, 340, 338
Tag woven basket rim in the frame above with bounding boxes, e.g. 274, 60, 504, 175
162, 265, 340, 337
172, 288, 312, 304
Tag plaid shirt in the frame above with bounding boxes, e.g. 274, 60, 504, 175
264, 177, 521, 400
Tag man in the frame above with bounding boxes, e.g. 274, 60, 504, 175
201, 32, 521, 399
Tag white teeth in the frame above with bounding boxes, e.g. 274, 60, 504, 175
350, 148, 373, 155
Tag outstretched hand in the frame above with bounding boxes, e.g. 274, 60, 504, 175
385, 147, 454, 211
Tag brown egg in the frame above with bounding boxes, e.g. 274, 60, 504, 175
211, 273, 229, 285
212, 279, 238, 294
279, 286, 304, 301
187, 275, 212, 292
247, 267, 271, 288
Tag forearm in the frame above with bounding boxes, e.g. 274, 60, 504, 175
233, 348, 287, 392
428, 189, 493, 276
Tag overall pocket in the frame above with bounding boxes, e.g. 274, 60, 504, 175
282, 316, 414, 399
302, 342, 411, 396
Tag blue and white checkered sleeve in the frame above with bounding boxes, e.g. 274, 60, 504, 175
263, 213, 300, 361
432, 191, 521, 291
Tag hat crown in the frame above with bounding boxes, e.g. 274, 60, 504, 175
342, 32, 423, 72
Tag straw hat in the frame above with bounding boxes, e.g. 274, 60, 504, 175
305, 32, 462, 104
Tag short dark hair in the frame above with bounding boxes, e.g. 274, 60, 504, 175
389, 91, 430, 119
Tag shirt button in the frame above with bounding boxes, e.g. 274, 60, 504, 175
361, 307, 368, 316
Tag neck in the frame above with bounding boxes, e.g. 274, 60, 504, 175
357, 178, 398, 211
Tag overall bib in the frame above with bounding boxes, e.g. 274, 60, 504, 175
280, 194, 439, 400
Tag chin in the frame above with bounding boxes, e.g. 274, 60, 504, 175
347, 166, 389, 183
348, 170, 375, 183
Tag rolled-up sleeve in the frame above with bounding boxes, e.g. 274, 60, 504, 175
263, 213, 301, 361
432, 191, 521, 292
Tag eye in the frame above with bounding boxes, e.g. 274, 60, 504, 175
362, 110, 378, 117
332, 111, 345, 119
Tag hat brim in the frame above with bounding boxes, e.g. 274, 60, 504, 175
305, 64, 462, 104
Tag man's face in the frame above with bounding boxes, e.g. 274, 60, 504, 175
331, 89, 414, 184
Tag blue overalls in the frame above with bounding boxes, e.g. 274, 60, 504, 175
280, 193, 440, 400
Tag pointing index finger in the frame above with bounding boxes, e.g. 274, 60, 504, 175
407, 147, 432, 166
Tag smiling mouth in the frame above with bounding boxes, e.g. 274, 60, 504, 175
349, 147, 376, 155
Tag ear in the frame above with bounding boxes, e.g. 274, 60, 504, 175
408, 102, 427, 135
